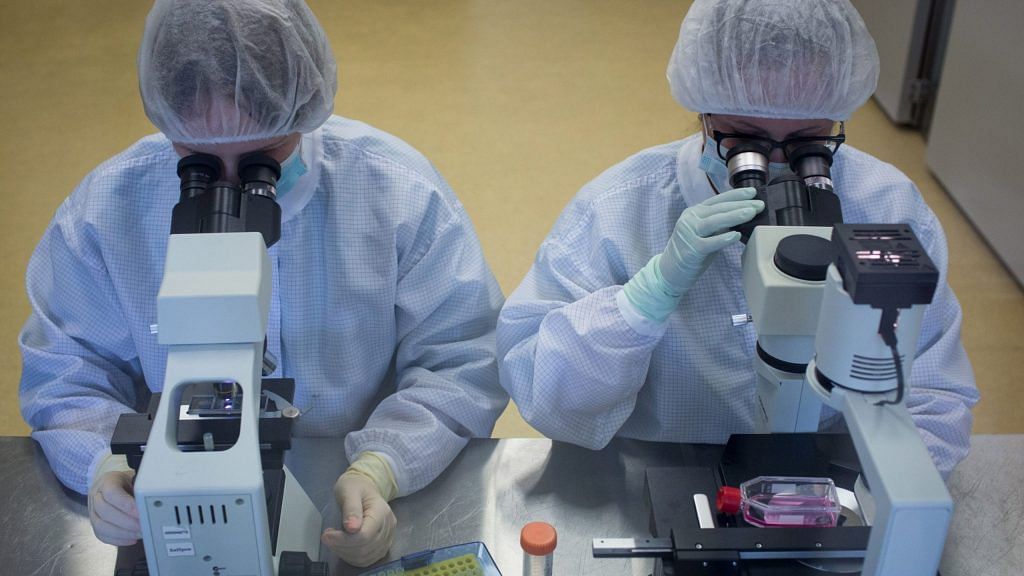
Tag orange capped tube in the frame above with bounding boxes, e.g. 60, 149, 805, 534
521, 521, 557, 576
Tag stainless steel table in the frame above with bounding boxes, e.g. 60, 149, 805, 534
0, 435, 1020, 575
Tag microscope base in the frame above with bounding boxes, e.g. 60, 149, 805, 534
644, 434, 941, 576
113, 466, 328, 576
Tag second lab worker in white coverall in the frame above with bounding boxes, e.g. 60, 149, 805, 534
498, 0, 979, 478
18, 0, 507, 567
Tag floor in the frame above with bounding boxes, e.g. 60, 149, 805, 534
0, 0, 1019, 440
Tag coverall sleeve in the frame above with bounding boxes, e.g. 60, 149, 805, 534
497, 234, 667, 450
344, 207, 508, 496
19, 194, 145, 495
905, 217, 980, 479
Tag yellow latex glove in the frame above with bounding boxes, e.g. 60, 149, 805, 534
88, 453, 141, 546
321, 452, 398, 567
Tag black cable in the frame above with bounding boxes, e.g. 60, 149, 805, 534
875, 307, 904, 406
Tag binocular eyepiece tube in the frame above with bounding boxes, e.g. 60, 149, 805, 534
171, 152, 284, 246
724, 142, 842, 240
726, 142, 835, 192
176, 152, 283, 202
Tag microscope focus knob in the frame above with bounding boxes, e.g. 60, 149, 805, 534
278, 551, 330, 576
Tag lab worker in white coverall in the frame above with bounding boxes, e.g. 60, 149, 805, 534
497, 0, 978, 478
19, 0, 507, 567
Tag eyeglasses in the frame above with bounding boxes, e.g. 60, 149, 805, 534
706, 119, 846, 162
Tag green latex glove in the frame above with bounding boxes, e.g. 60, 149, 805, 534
623, 187, 764, 322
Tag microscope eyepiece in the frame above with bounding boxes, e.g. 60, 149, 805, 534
726, 142, 770, 189
238, 152, 281, 198
788, 143, 835, 192
176, 153, 222, 200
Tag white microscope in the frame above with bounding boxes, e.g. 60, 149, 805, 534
739, 141, 950, 576
595, 142, 951, 576
111, 153, 328, 576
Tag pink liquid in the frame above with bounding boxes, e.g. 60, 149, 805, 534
743, 493, 839, 528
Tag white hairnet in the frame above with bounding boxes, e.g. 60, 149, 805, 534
138, 0, 338, 144
667, 0, 879, 120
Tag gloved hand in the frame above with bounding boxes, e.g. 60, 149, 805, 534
322, 452, 399, 567
623, 187, 764, 322
88, 454, 142, 546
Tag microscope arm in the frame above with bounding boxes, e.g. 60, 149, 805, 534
804, 224, 951, 576
135, 232, 277, 575
835, 387, 952, 576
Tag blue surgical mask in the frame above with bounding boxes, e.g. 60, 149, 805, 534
698, 135, 731, 192
768, 161, 791, 181
699, 135, 791, 192
275, 141, 307, 198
